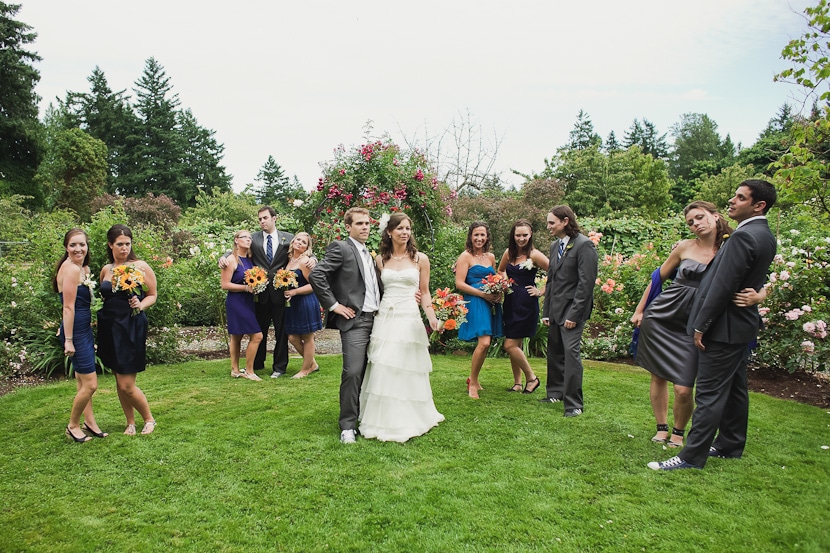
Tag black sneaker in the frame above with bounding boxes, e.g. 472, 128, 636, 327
708, 446, 741, 459
647, 456, 702, 471
563, 408, 583, 417
538, 397, 561, 403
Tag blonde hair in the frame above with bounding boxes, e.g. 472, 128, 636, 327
232, 230, 252, 264
288, 232, 313, 259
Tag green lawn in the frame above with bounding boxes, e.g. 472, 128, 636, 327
1, 355, 828, 552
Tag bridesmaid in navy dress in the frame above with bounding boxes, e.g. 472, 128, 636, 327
455, 222, 502, 399
55, 228, 106, 442
98, 224, 157, 435
497, 220, 547, 394
221, 230, 264, 380
283, 232, 323, 379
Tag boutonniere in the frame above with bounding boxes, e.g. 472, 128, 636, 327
722, 233, 730, 241
565, 242, 575, 251
82, 273, 96, 294
518, 259, 534, 271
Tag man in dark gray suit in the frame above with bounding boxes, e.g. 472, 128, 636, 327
309, 207, 381, 444
540, 205, 598, 417
649, 180, 777, 471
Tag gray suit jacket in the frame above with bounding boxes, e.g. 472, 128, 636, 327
250, 229, 294, 303
542, 233, 598, 325
309, 240, 381, 332
687, 218, 777, 344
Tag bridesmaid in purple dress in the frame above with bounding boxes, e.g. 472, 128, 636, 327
221, 230, 264, 380
497, 220, 548, 394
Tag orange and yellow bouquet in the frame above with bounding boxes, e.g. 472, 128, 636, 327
274, 269, 299, 307
244, 266, 268, 301
430, 287, 468, 341
111, 264, 148, 316
479, 273, 515, 296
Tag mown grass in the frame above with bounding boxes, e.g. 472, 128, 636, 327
0, 355, 828, 552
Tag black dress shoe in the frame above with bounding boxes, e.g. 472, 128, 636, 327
538, 397, 561, 403
708, 446, 742, 459
563, 408, 583, 417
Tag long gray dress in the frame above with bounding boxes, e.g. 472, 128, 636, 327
636, 259, 708, 387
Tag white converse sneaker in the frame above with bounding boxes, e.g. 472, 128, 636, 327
340, 429, 356, 444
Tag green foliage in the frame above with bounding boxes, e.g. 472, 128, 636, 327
91, 193, 181, 233
670, 113, 736, 209
775, 0, 830, 103
449, 196, 547, 255
250, 155, 305, 211
622, 118, 670, 159
0, 194, 31, 252
0, 1, 44, 208
567, 109, 602, 150
35, 127, 108, 221
297, 137, 448, 250
773, 110, 830, 217
179, 189, 259, 234
693, 163, 766, 211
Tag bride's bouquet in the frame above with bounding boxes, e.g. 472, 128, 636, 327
430, 287, 468, 341
274, 269, 299, 307
244, 266, 268, 301
480, 273, 515, 314
111, 264, 148, 316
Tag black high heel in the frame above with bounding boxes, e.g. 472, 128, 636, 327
83, 423, 108, 438
522, 377, 541, 394
65, 426, 92, 443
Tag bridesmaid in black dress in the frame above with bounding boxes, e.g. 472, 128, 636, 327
220, 230, 263, 380
54, 228, 106, 442
283, 232, 323, 379
497, 220, 547, 394
98, 224, 157, 436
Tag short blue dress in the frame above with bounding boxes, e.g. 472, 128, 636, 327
458, 264, 504, 341
59, 285, 96, 374
284, 269, 323, 335
226, 256, 261, 335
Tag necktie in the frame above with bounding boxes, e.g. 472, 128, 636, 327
266, 235, 273, 264
557, 241, 565, 260
362, 248, 379, 310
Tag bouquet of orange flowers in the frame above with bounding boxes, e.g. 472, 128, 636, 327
244, 266, 268, 301
430, 287, 468, 341
274, 269, 299, 307
480, 273, 514, 314
111, 264, 148, 316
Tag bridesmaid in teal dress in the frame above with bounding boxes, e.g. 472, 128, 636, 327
455, 221, 503, 399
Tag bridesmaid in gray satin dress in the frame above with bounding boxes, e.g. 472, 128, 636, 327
631, 202, 758, 448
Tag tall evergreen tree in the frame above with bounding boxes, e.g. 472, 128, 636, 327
0, 2, 44, 207
604, 130, 621, 153
253, 155, 303, 209
623, 118, 669, 159
567, 110, 602, 150
177, 108, 232, 204
669, 113, 735, 207
125, 57, 188, 203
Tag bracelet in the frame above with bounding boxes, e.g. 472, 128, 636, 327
65, 338, 73, 341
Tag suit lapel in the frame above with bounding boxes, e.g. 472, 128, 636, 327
348, 240, 366, 280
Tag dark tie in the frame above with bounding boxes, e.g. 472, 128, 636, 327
557, 241, 564, 260
266, 235, 273, 264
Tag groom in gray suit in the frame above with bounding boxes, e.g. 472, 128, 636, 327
649, 179, 777, 471
309, 207, 381, 444
540, 205, 598, 417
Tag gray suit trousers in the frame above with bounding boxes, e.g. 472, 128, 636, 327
546, 320, 585, 411
338, 313, 374, 431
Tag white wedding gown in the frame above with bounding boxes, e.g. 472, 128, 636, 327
359, 267, 444, 442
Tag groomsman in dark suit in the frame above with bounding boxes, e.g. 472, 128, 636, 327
649, 180, 777, 471
540, 205, 598, 417
309, 207, 381, 444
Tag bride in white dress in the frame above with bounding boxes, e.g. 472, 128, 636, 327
359, 213, 444, 442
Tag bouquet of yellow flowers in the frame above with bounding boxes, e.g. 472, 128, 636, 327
430, 287, 468, 341
244, 266, 268, 301
111, 264, 148, 316
274, 269, 299, 306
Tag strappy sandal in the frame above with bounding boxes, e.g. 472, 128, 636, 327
231, 370, 243, 378
667, 427, 685, 448
507, 383, 523, 392
651, 424, 669, 444
124, 424, 137, 436
83, 423, 108, 438
141, 420, 157, 435
523, 377, 541, 394
66, 425, 92, 443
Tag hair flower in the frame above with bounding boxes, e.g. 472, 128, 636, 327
378, 213, 391, 235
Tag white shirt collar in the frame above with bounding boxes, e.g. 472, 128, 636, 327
736, 215, 766, 229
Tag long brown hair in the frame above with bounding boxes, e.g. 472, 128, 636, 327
684, 200, 733, 250
52, 228, 90, 293
380, 213, 418, 263
507, 219, 534, 263
549, 205, 582, 238
465, 221, 492, 254
106, 224, 138, 264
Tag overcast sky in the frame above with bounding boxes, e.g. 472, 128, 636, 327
21, 1, 813, 192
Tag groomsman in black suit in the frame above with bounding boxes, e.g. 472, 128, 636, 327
309, 207, 381, 444
540, 205, 598, 417
649, 180, 777, 471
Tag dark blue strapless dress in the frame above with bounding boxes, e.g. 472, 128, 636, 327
226, 256, 261, 335
284, 269, 323, 335
97, 280, 147, 374
503, 263, 540, 339
59, 285, 96, 374
458, 264, 504, 341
